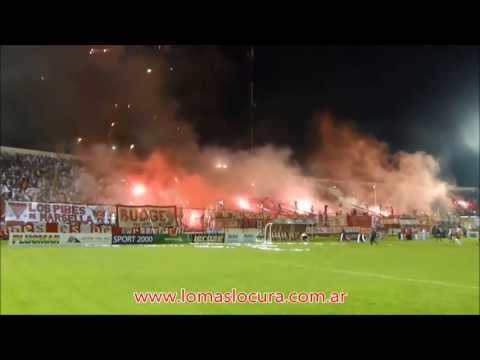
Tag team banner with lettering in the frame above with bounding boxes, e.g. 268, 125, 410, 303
4, 201, 115, 224
117, 205, 177, 228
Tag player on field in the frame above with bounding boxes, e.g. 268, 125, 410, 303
448, 227, 462, 245
370, 228, 378, 245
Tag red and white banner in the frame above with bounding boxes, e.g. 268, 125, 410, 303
4, 201, 115, 224
116, 227, 179, 235
58, 223, 112, 233
6, 222, 112, 234
117, 205, 177, 228
6, 222, 48, 233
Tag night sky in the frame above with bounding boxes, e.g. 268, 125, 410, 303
1, 45, 478, 186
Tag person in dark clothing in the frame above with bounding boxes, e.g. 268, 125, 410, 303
370, 228, 378, 245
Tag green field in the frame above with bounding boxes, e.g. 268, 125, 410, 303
1, 237, 479, 314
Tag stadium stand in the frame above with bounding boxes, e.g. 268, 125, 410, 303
0, 146, 85, 203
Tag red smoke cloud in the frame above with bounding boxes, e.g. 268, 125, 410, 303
74, 113, 453, 215
308, 113, 452, 214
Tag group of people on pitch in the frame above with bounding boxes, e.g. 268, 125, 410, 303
340, 228, 378, 245
431, 224, 465, 245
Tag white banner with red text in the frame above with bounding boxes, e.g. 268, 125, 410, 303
4, 201, 115, 224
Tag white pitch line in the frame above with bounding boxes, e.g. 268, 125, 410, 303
263, 260, 479, 290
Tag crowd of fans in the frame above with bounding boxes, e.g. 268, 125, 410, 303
0, 151, 85, 203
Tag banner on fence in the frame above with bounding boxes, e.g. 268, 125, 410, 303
4, 201, 115, 224
381, 217, 399, 225
116, 226, 179, 235
273, 218, 315, 225
212, 219, 241, 229
59, 223, 112, 233
309, 226, 368, 234
7, 222, 47, 233
347, 215, 372, 227
117, 205, 176, 228
224, 228, 258, 243
191, 233, 225, 243
328, 214, 348, 226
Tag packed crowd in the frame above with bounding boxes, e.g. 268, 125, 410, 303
0, 151, 85, 203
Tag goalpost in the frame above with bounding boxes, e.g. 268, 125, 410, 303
263, 223, 273, 244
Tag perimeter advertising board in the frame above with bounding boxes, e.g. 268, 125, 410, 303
59, 233, 112, 245
112, 234, 154, 245
153, 234, 191, 244
191, 233, 225, 243
9, 233, 60, 246
9, 232, 112, 246
224, 228, 258, 243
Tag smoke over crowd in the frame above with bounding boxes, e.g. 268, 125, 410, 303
74, 114, 453, 214
2, 46, 457, 214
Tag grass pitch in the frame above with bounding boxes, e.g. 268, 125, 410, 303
1, 237, 478, 314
